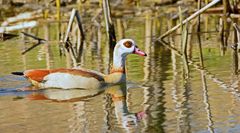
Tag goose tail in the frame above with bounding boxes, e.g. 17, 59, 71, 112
11, 71, 24, 76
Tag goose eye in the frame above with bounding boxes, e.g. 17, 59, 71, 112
123, 41, 133, 48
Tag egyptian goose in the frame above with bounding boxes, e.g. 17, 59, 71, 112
12, 39, 147, 89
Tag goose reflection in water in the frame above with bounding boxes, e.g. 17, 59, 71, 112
24, 86, 106, 102
22, 83, 145, 132
105, 84, 145, 131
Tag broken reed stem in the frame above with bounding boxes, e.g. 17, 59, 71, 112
233, 23, 240, 49
178, 6, 184, 53
64, 9, 76, 44
197, 31, 204, 68
56, 0, 61, 21
179, 6, 183, 34
21, 32, 46, 42
75, 10, 85, 41
232, 22, 239, 74
64, 9, 77, 66
75, 10, 85, 61
63, 9, 85, 66
116, 19, 125, 39
103, 0, 116, 72
66, 41, 78, 66
103, 0, 116, 48
196, 0, 204, 68
158, 0, 221, 40
179, 6, 189, 77
220, 0, 231, 49
197, 0, 201, 32
21, 32, 46, 55
182, 24, 188, 56
182, 24, 189, 78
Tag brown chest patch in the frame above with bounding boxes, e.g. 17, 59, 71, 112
110, 67, 126, 74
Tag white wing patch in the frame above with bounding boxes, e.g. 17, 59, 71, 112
40, 73, 102, 89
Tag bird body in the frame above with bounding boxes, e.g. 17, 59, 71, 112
12, 39, 147, 89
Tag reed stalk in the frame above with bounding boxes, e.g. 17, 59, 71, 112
158, 0, 221, 40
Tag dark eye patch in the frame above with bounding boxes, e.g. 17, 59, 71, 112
123, 41, 133, 48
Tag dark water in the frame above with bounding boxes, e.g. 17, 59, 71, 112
1, 19, 240, 133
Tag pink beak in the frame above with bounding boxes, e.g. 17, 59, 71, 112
133, 47, 147, 56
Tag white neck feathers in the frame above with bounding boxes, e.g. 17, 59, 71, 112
113, 46, 127, 69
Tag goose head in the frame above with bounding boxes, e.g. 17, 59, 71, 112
113, 39, 147, 68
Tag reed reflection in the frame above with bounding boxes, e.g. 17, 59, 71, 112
44, 23, 54, 69
197, 33, 214, 133
171, 48, 192, 132
170, 38, 192, 132
143, 41, 171, 132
